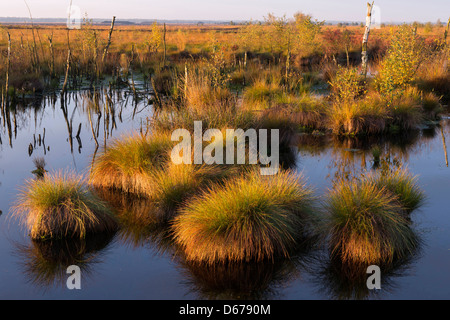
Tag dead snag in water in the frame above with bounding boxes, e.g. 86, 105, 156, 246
61, 49, 71, 95
441, 126, 449, 167
5, 31, 11, 110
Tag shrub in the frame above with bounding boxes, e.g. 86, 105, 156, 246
374, 25, 425, 100
329, 66, 366, 104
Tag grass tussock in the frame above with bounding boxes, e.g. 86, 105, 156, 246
259, 93, 327, 132
365, 168, 425, 213
89, 132, 174, 196
327, 86, 443, 135
184, 70, 236, 115
172, 169, 316, 264
328, 98, 390, 135
151, 161, 245, 222
13, 171, 118, 240
243, 74, 284, 110
325, 177, 421, 265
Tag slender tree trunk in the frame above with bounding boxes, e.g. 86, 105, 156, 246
244, 51, 247, 69
48, 33, 55, 78
163, 23, 167, 67
346, 47, 350, 67
243, 51, 247, 86
445, 17, 450, 43
88, 105, 99, 148
4, 31, 11, 111
61, 49, 71, 95
184, 63, 188, 101
285, 36, 291, 81
102, 16, 116, 64
361, 1, 374, 78
441, 126, 449, 167
24, 0, 40, 71
4, 32, 12, 147
1, 32, 11, 126
1, 88, 4, 125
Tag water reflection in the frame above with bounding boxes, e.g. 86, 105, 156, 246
13, 232, 116, 290
312, 242, 423, 300
296, 118, 450, 185
177, 238, 319, 300
0, 86, 152, 157
93, 187, 175, 254
94, 186, 322, 300
1, 83, 448, 299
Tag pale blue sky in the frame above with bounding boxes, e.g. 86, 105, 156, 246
0, 0, 448, 22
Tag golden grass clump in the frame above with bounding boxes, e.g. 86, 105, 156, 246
325, 178, 420, 265
150, 162, 243, 223
13, 171, 118, 240
243, 75, 284, 111
365, 168, 426, 214
185, 73, 235, 116
172, 169, 316, 264
259, 93, 327, 137
89, 132, 174, 196
327, 95, 390, 135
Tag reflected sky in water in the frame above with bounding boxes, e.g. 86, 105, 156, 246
0, 88, 449, 299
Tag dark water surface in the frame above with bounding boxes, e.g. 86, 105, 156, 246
0, 87, 449, 300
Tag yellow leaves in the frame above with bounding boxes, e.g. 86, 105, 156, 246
375, 25, 424, 97
329, 66, 366, 103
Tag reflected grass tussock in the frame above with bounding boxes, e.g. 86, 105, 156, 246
14, 232, 117, 289
1, 17, 448, 299
313, 243, 423, 300
178, 239, 319, 300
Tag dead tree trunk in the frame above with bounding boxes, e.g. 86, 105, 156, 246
441, 126, 449, 167
61, 49, 71, 95
445, 17, 450, 43
361, 1, 374, 78
5, 31, 11, 109
163, 23, 167, 67
102, 16, 116, 65
2, 31, 11, 142
48, 33, 55, 78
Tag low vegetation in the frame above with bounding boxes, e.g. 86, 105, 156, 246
6, 11, 442, 270
172, 169, 316, 264
13, 171, 118, 240
323, 169, 423, 265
